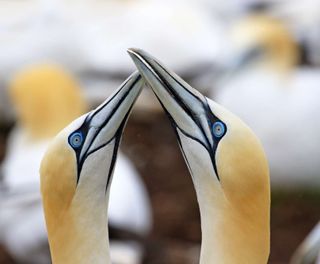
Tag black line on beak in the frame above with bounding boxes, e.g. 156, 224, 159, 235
105, 106, 133, 192
72, 76, 141, 184
146, 62, 220, 180
129, 49, 223, 181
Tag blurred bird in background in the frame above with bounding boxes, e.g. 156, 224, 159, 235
0, 65, 151, 264
269, 0, 320, 67
213, 14, 320, 188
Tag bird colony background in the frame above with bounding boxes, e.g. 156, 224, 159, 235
0, 0, 319, 264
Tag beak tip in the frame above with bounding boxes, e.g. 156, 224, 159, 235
127, 48, 147, 73
127, 48, 152, 62
127, 48, 141, 57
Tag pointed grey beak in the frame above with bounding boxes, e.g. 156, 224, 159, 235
127, 48, 215, 149
73, 71, 144, 181
127, 48, 227, 179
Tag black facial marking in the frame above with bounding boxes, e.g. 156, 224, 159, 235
68, 115, 91, 181
203, 98, 227, 179
105, 113, 129, 193
157, 95, 227, 181
67, 76, 140, 186
148, 62, 227, 181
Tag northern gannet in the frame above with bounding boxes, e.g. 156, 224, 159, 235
212, 15, 320, 188
128, 49, 270, 264
0, 66, 151, 264
40, 72, 143, 264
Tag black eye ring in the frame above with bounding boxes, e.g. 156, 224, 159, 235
212, 121, 225, 138
69, 132, 83, 148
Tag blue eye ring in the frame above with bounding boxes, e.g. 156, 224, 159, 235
212, 121, 225, 138
69, 132, 83, 148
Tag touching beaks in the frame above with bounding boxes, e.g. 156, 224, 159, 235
127, 49, 228, 180
127, 48, 216, 149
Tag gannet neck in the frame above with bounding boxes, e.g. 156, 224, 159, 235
47, 197, 111, 264
197, 186, 270, 264
188, 122, 270, 264
41, 136, 112, 264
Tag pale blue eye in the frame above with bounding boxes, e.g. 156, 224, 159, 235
212, 121, 225, 138
69, 132, 83, 148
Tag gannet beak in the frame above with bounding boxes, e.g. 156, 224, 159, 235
127, 48, 222, 176
73, 71, 143, 181
127, 48, 214, 146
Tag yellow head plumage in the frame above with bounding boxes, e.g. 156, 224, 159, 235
9, 65, 87, 140
232, 15, 299, 71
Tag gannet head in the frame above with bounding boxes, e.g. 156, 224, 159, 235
128, 49, 270, 263
10, 65, 86, 140
230, 15, 299, 72
40, 72, 143, 263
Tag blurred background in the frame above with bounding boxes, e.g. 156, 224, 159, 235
0, 0, 320, 263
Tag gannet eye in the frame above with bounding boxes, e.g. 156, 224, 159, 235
212, 121, 225, 138
69, 132, 83, 148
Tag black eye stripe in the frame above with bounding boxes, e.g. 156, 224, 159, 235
180, 98, 227, 181
67, 116, 91, 182
203, 99, 227, 140
67, 108, 131, 186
